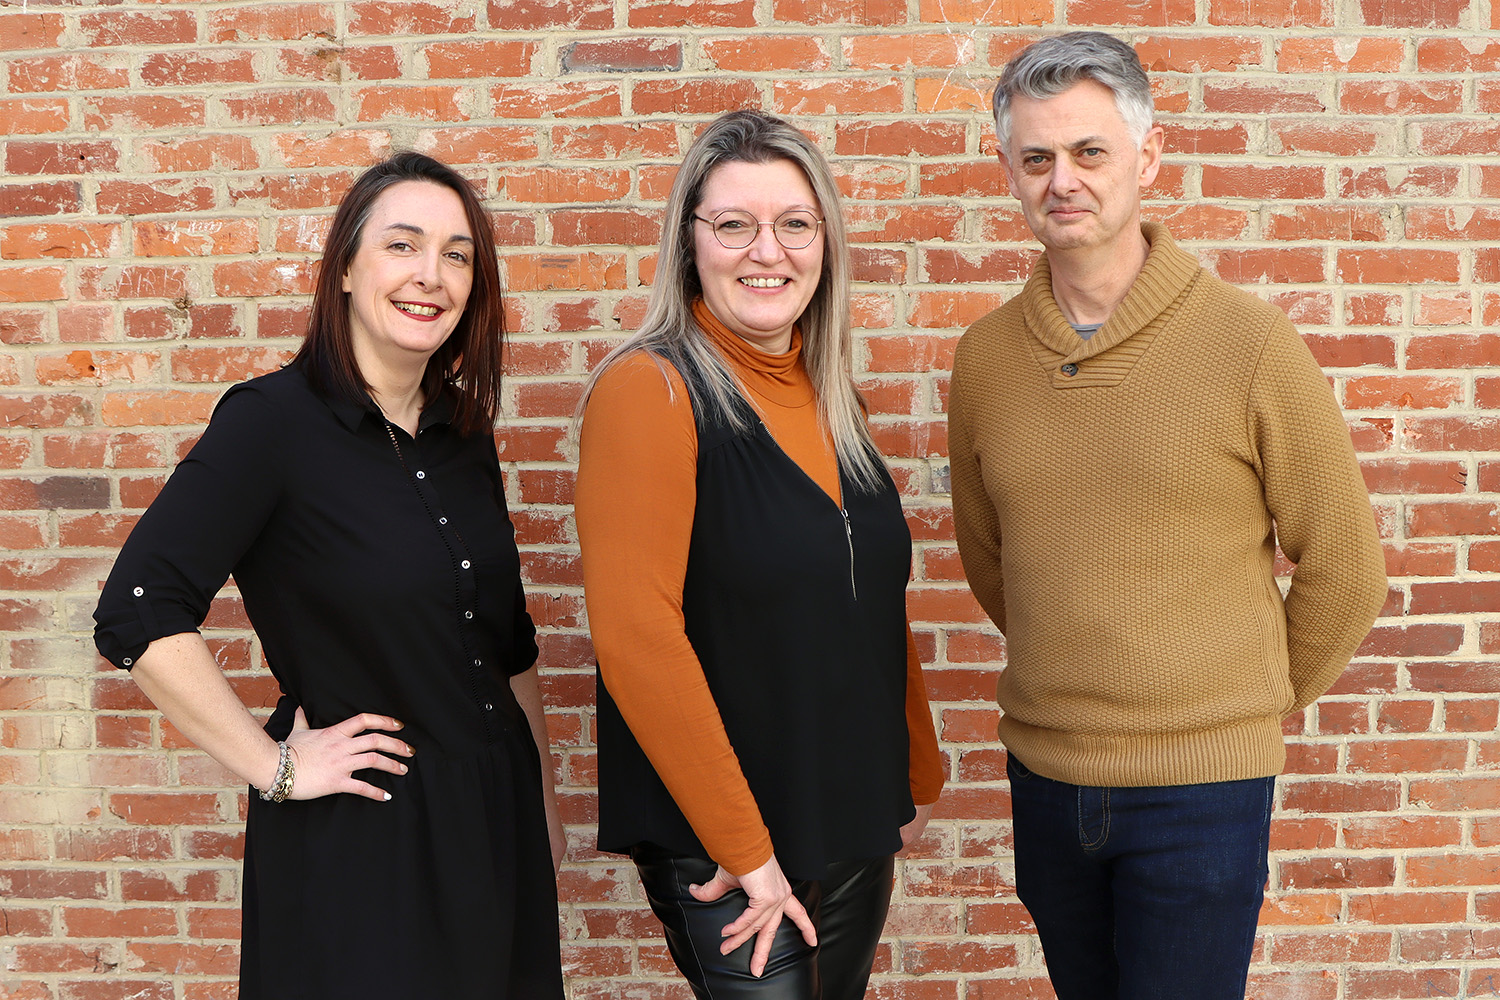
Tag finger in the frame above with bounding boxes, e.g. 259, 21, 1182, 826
783, 894, 818, 948
687, 876, 733, 903
747, 911, 783, 977
342, 778, 394, 802
351, 751, 409, 775
333, 712, 403, 737
350, 733, 415, 757
291, 706, 309, 732
716, 898, 764, 942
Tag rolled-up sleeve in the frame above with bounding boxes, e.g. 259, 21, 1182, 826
94, 384, 285, 669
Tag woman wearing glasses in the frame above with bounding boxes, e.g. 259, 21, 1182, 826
575, 110, 945, 998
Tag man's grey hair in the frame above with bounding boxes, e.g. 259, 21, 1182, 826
992, 32, 1154, 153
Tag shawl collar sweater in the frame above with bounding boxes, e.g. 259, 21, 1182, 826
948, 223, 1387, 787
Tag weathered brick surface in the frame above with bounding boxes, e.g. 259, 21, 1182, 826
1, 2, 1496, 996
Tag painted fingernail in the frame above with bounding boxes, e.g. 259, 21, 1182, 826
383, 791, 392, 801
406, 744, 414, 755
400, 763, 409, 774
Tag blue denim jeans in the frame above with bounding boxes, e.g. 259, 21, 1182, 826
1007, 755, 1274, 1000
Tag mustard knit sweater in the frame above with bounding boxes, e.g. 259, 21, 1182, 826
948, 223, 1387, 787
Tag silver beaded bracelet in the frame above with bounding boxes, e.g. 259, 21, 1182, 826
258, 740, 295, 803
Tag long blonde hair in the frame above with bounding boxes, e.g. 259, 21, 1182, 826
576, 110, 884, 492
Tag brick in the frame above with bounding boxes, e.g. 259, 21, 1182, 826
1277, 37, 1404, 72
8, 54, 130, 94
492, 81, 621, 119
5, 140, 120, 176
1203, 247, 1324, 284
1271, 121, 1390, 157
637, 78, 762, 116
141, 50, 257, 88
425, 39, 537, 79
704, 35, 832, 71
1412, 121, 1500, 156
836, 120, 967, 156
1417, 37, 1500, 71
1340, 79, 1463, 115
219, 89, 338, 126
1337, 249, 1459, 285
1201, 165, 1325, 200
348, 1, 475, 34
489, 0, 613, 28
777, 0, 906, 23
1357, 0, 1467, 26
1338, 165, 1459, 200
562, 38, 682, 73
1137, 35, 1262, 70
417, 126, 538, 165
139, 134, 260, 173
551, 123, 678, 160
0, 12, 64, 50
274, 130, 392, 169
208, 4, 336, 42
79, 10, 197, 46
0, 266, 66, 303
628, 0, 757, 26
2, 181, 83, 218
1, 223, 121, 261
1203, 82, 1325, 114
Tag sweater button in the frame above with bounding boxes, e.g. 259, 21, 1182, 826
1060, 363, 1078, 377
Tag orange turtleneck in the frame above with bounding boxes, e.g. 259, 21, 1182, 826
576, 301, 944, 876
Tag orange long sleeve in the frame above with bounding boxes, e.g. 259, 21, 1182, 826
577, 308, 942, 876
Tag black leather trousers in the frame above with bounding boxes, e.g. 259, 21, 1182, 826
631, 844, 896, 1000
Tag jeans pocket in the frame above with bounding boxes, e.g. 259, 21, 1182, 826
1006, 753, 1034, 780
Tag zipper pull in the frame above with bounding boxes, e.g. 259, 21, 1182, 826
841, 507, 857, 601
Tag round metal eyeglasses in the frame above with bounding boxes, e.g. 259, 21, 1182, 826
692, 210, 825, 250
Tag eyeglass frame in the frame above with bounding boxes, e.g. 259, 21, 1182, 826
691, 209, 826, 250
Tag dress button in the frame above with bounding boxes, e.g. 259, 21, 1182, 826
461, 559, 471, 569
484, 702, 494, 711
1061, 363, 1079, 377
122, 657, 133, 666
473, 658, 482, 667
439, 517, 447, 525
464, 611, 473, 619
415, 471, 425, 479
132, 586, 144, 597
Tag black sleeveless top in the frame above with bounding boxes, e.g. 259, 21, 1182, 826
596, 377, 916, 881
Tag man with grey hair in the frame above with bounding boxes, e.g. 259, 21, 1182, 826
947, 31, 1386, 999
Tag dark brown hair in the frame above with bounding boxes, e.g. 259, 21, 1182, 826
293, 151, 504, 435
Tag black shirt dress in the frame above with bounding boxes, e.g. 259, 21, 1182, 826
94, 363, 564, 999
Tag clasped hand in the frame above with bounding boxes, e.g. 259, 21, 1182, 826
688, 854, 818, 978
282, 708, 413, 802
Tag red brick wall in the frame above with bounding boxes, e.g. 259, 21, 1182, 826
2, 2, 1496, 997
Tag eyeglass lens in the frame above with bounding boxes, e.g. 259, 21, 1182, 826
709, 211, 822, 249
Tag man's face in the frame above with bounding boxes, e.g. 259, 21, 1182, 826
999, 79, 1163, 257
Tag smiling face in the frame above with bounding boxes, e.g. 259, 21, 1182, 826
342, 180, 475, 373
692, 158, 824, 355
999, 79, 1162, 259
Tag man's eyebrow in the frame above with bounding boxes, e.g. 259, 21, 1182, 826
378, 222, 474, 244
1066, 136, 1109, 151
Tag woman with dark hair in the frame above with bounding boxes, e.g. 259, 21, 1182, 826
94, 152, 564, 998
575, 110, 945, 998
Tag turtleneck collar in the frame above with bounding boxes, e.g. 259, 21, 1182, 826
692, 299, 813, 408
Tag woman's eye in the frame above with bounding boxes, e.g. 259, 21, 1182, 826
717, 220, 747, 231
389, 240, 414, 252
446, 251, 470, 264
782, 219, 809, 231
